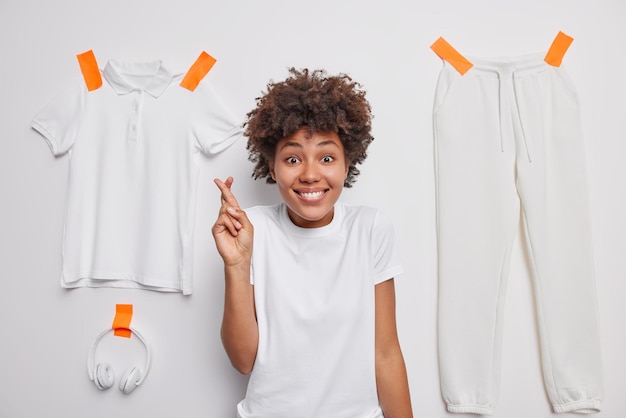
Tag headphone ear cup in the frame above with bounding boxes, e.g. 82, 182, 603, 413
119, 366, 142, 394
94, 363, 114, 390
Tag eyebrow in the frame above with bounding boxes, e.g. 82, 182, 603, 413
279, 140, 341, 151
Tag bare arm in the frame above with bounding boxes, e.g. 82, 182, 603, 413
375, 279, 413, 417
211, 177, 258, 374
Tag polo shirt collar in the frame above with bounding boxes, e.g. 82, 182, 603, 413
103, 59, 175, 98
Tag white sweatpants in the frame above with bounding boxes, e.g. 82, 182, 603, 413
434, 50, 603, 414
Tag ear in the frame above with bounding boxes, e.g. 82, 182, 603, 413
269, 165, 276, 181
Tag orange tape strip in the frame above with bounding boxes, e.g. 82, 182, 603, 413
76, 50, 103, 91
112, 304, 133, 338
180, 51, 217, 91
430, 37, 473, 75
544, 31, 573, 67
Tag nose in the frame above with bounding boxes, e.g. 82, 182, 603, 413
299, 161, 321, 183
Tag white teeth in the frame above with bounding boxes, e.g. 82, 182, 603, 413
300, 191, 324, 199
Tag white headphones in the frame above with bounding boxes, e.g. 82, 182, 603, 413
87, 327, 152, 394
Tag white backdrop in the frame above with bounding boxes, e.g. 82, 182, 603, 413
1, 1, 625, 417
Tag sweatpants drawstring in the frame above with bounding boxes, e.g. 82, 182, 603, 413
512, 71, 533, 163
496, 70, 533, 163
497, 71, 505, 153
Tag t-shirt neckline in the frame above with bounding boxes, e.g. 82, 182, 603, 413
278, 202, 343, 238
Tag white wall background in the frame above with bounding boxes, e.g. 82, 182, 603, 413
1, 0, 624, 417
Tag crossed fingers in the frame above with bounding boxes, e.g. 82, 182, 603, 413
214, 177, 244, 236
216, 177, 239, 208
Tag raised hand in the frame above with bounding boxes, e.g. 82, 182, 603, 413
211, 177, 254, 267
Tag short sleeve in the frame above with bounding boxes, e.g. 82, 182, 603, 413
191, 82, 243, 155
372, 210, 404, 284
31, 79, 85, 156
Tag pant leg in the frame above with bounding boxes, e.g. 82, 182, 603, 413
434, 62, 520, 415
513, 66, 603, 414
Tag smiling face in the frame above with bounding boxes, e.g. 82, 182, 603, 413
270, 128, 349, 228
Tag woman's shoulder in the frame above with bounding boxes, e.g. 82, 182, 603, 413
245, 203, 279, 215
340, 201, 389, 216
339, 203, 392, 229
244, 203, 279, 216
244, 204, 283, 228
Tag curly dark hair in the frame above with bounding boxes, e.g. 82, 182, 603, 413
244, 68, 374, 188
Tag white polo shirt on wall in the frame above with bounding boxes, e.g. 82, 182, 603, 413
32, 55, 242, 294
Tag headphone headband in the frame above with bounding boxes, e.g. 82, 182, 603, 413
87, 327, 151, 385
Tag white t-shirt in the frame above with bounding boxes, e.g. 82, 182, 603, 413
240, 202, 403, 418
32, 57, 242, 294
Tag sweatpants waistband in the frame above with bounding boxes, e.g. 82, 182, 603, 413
455, 53, 550, 78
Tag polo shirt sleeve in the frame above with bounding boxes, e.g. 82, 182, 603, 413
31, 80, 85, 156
191, 82, 243, 155
372, 209, 404, 284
